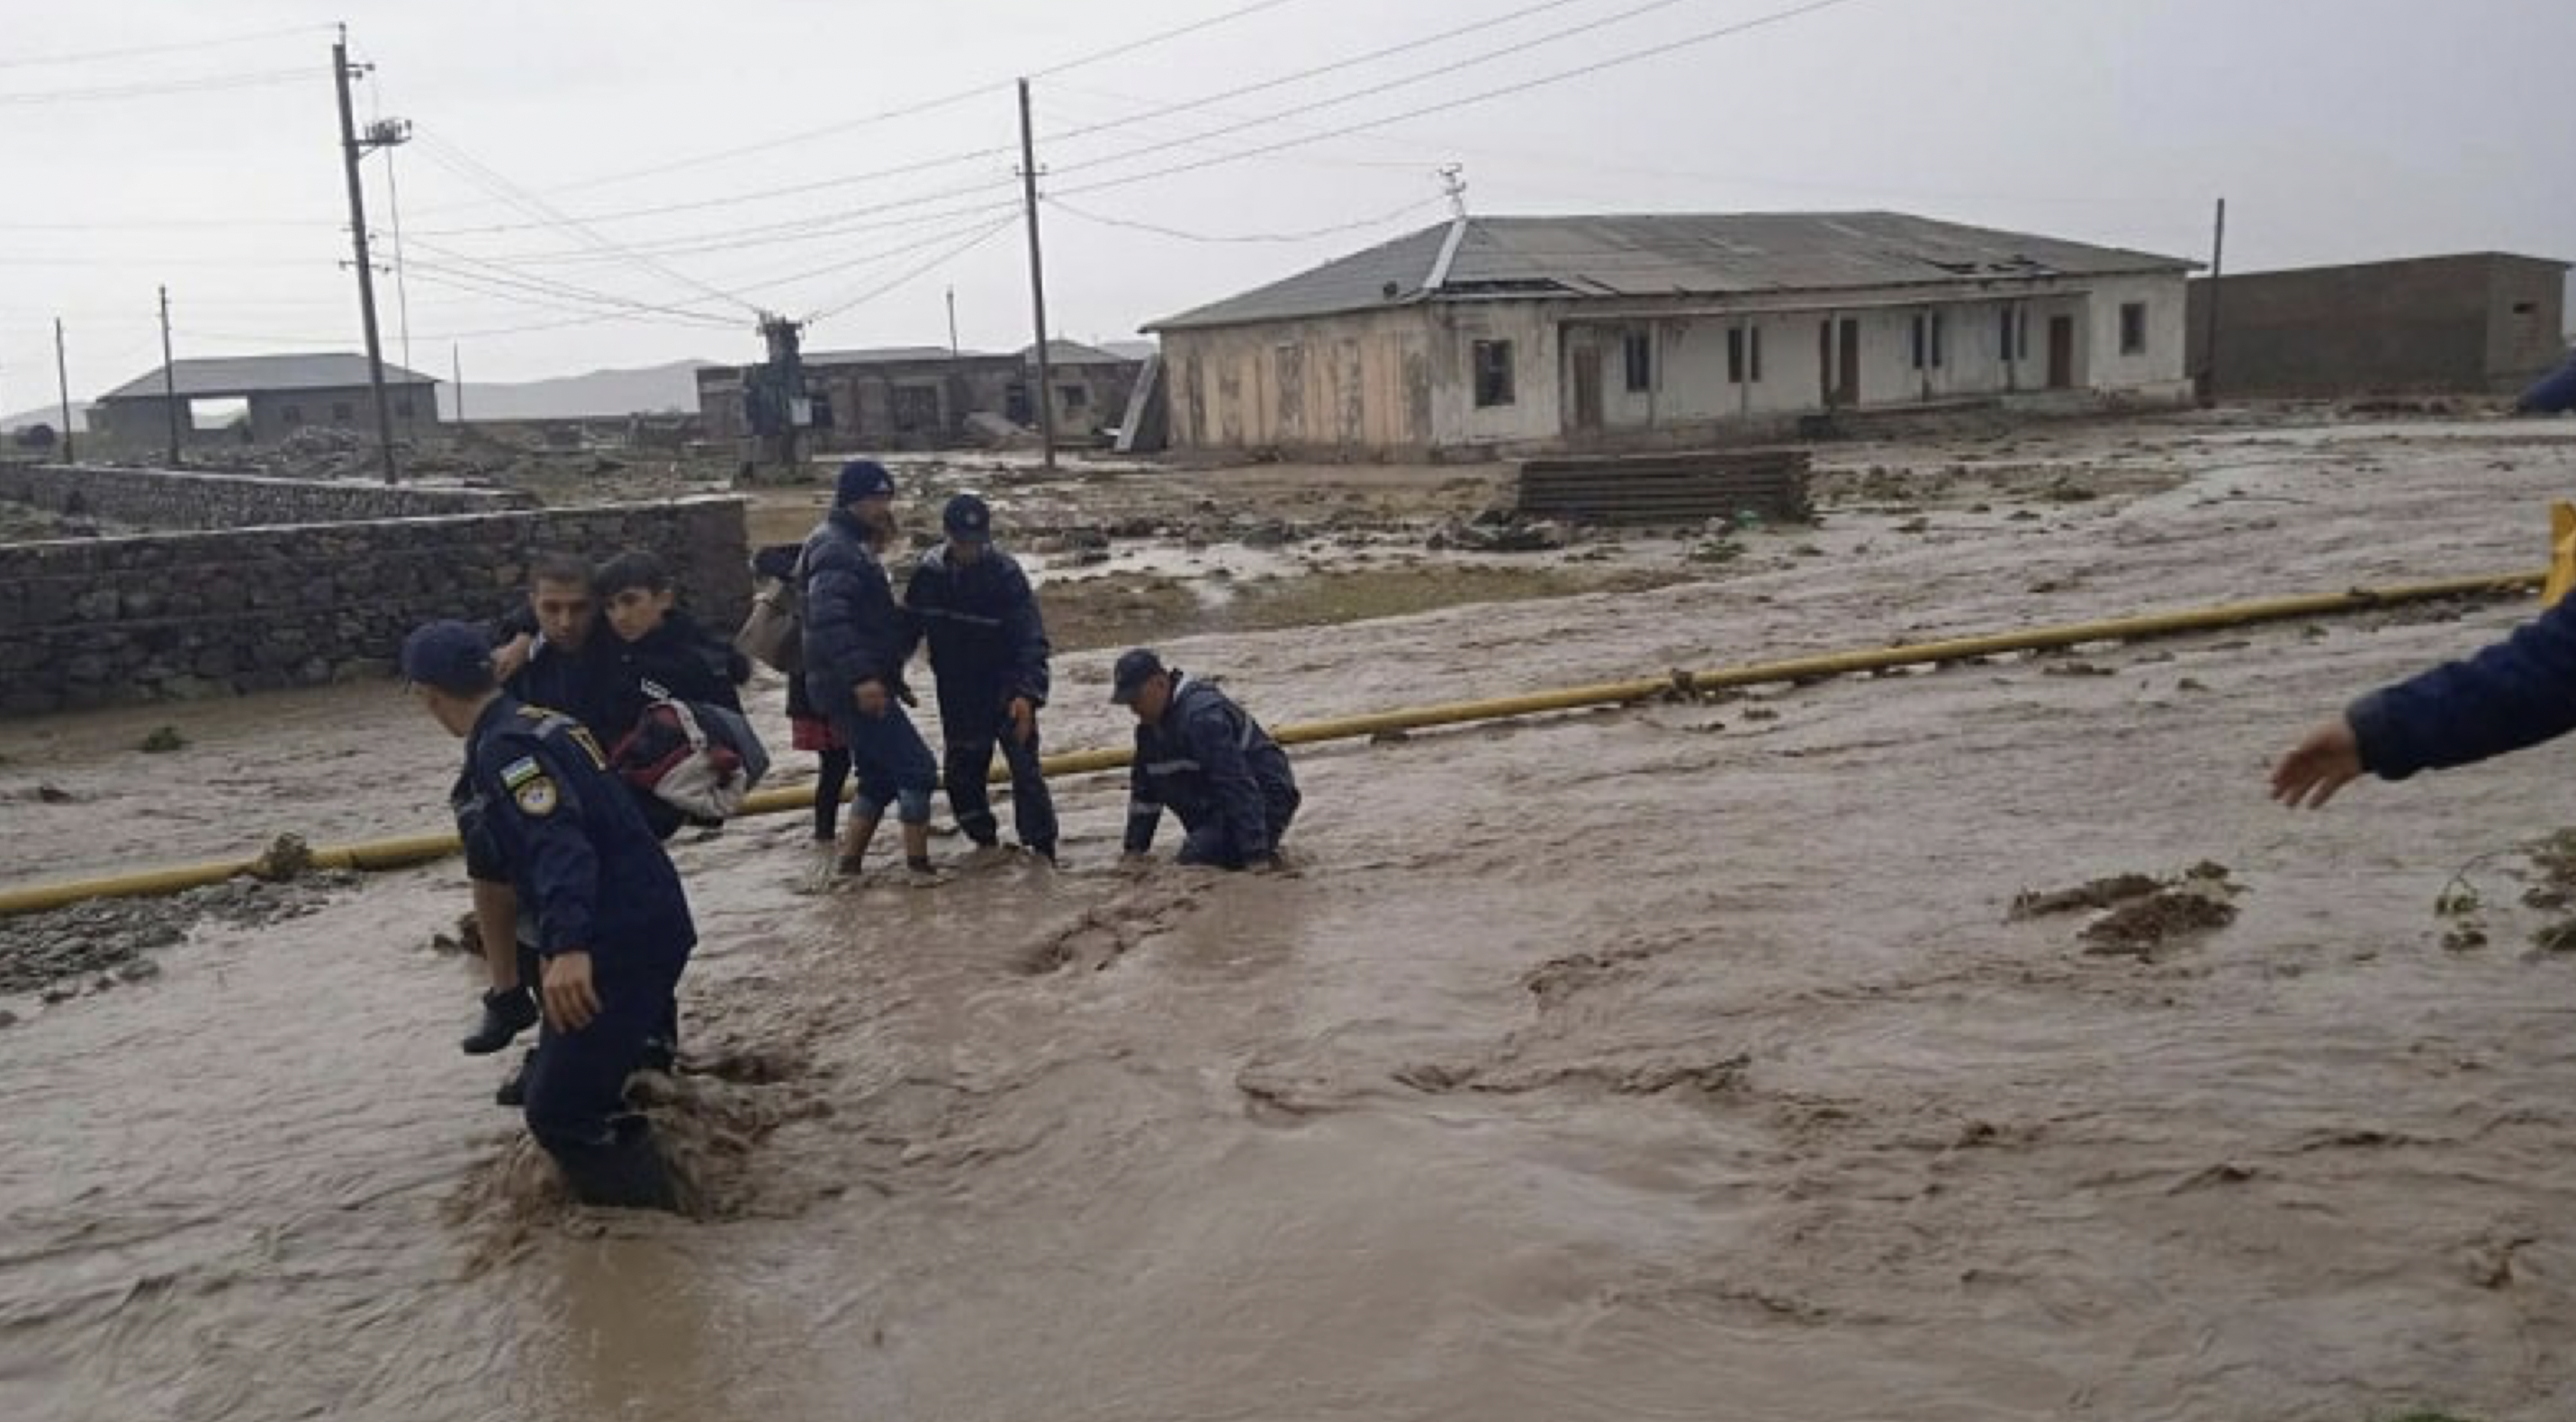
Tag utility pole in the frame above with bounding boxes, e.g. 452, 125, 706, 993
2199, 196, 2227, 409
1017, 77, 1057, 472
54, 318, 74, 463
333, 31, 408, 483
758, 313, 806, 476
158, 285, 180, 466
946, 286, 960, 361
451, 342, 464, 425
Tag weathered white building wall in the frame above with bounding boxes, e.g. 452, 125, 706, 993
1159, 272, 2189, 458
1162, 308, 1437, 457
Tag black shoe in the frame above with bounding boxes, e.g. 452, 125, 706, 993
495, 1051, 533, 1109
639, 1037, 677, 1076
1029, 842, 1058, 866
461, 986, 539, 1056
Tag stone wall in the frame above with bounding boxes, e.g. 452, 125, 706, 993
0, 499, 749, 716
0, 463, 528, 531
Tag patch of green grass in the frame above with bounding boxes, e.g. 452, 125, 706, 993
139, 725, 186, 754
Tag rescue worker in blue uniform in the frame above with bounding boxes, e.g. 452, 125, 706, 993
1113, 649, 1300, 870
802, 459, 941, 880
405, 620, 695, 1211
905, 493, 1058, 861
2274, 594, 2576, 807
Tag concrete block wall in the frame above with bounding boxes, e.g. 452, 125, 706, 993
0, 498, 749, 716
0, 464, 529, 530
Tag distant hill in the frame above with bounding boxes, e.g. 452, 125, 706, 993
443, 360, 714, 421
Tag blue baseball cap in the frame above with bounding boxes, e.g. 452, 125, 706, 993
943, 493, 993, 543
401, 620, 495, 694
1111, 647, 1166, 705
835, 459, 896, 506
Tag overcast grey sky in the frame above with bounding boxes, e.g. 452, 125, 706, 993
3, 0, 2569, 401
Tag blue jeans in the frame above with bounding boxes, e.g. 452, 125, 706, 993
830, 702, 936, 824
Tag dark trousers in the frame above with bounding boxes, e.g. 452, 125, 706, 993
812, 745, 851, 842
1175, 788, 1301, 868
942, 701, 1057, 851
522, 949, 688, 1209
829, 703, 937, 824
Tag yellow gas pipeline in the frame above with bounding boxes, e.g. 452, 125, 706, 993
0, 569, 2542, 920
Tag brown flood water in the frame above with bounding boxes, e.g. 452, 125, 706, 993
7, 418, 2576, 1420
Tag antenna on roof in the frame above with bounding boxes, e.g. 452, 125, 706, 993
1437, 164, 1468, 220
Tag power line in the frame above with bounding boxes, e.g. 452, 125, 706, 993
803, 216, 1021, 325
409, 0, 1312, 210
1040, 0, 1598, 149
0, 22, 331, 70
401, 155, 1020, 238
401, 252, 743, 330
409, 132, 764, 317
1044, 194, 1448, 244
410, 196, 1026, 271
1046, 0, 1710, 182
0, 68, 320, 105
1054, 0, 1877, 199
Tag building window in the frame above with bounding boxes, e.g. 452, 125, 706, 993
1473, 339, 1515, 408
331, 402, 354, 423
1059, 383, 1088, 411
1727, 326, 1762, 384
1622, 331, 1653, 393
2000, 307, 2020, 363
1911, 311, 1947, 369
2120, 302, 2148, 356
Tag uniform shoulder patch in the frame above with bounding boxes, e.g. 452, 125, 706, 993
499, 756, 544, 790
514, 776, 560, 817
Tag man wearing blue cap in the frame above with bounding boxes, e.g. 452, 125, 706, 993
1113, 649, 1300, 871
801, 459, 941, 880
905, 492, 1058, 863
402, 619, 695, 1210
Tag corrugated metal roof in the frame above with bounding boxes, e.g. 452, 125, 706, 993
1025, 339, 1135, 366
98, 354, 437, 401
1147, 212, 2196, 332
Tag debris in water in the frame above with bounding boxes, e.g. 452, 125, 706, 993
2013, 863, 2243, 953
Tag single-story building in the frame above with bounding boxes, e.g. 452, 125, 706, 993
697, 342, 1142, 450
2184, 252, 2570, 399
1144, 211, 2198, 459
89, 355, 440, 451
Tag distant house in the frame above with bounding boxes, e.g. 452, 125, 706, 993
1144, 211, 2198, 459
2185, 253, 2571, 399
697, 342, 1142, 451
90, 355, 440, 451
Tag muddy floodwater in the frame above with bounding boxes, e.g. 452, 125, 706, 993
8, 415, 2576, 1420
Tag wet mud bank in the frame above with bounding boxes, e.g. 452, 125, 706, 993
8, 416, 2576, 1421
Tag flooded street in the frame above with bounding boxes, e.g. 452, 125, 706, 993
10, 415, 2576, 1420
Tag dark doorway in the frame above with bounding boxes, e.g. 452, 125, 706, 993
2048, 315, 2076, 390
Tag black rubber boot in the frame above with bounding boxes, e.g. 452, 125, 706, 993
554, 1116, 682, 1212
461, 986, 539, 1056
495, 1048, 535, 1108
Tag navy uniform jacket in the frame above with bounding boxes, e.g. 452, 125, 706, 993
453, 695, 695, 965
2351, 596, 2576, 778
1123, 675, 1299, 860
589, 609, 748, 746
904, 547, 1051, 709
800, 511, 910, 701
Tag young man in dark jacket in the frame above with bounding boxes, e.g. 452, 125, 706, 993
905, 493, 1058, 861
1113, 649, 1299, 870
405, 620, 694, 1210
801, 459, 941, 880
2274, 595, 2576, 806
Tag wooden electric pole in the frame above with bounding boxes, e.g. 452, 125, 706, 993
158, 285, 180, 465
54, 318, 74, 463
2201, 197, 2227, 408
1017, 78, 1057, 472
333, 32, 404, 483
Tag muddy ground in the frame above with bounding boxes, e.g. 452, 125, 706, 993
6, 410, 2576, 1422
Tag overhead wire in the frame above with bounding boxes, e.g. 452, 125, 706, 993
0, 22, 334, 70
1049, 0, 1877, 198
0, 68, 320, 105
801, 216, 1022, 325
409, 0, 1311, 209
1043, 194, 1449, 245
